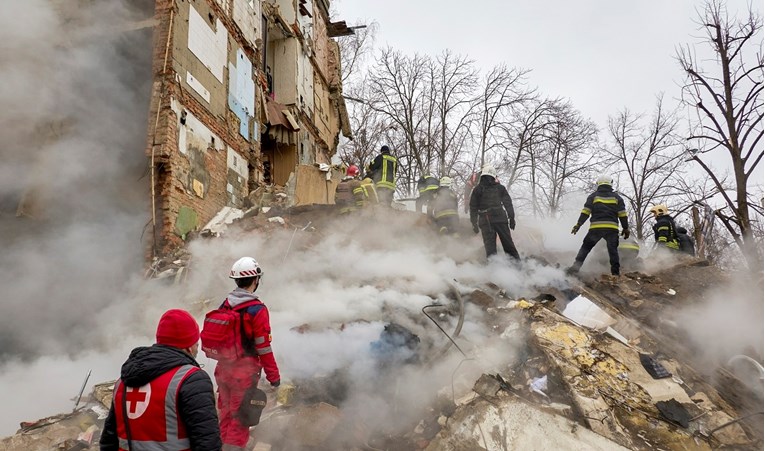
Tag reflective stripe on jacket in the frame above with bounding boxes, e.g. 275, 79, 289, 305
114, 365, 199, 451
575, 185, 628, 231
432, 187, 459, 219
353, 178, 378, 207
372, 154, 397, 190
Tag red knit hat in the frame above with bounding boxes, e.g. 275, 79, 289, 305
156, 309, 200, 349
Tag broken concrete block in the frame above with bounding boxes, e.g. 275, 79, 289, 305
267, 216, 285, 225
92, 381, 116, 408
472, 374, 501, 398
468, 289, 494, 307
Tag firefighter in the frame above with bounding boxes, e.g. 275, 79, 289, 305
353, 176, 378, 209
215, 257, 281, 451
369, 145, 397, 207
99, 309, 222, 451
568, 176, 630, 276
618, 237, 641, 271
469, 165, 520, 259
676, 227, 696, 256
432, 176, 459, 234
650, 204, 681, 251
416, 174, 440, 215
335, 165, 361, 214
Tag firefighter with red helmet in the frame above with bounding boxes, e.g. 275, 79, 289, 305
335, 165, 362, 214
99, 309, 221, 451
209, 257, 281, 451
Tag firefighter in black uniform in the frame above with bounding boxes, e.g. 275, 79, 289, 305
416, 174, 440, 215
369, 145, 397, 207
469, 165, 520, 259
568, 176, 630, 276
432, 176, 459, 234
650, 204, 681, 251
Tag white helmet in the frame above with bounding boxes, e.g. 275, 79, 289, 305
439, 176, 452, 187
481, 165, 497, 179
230, 257, 263, 279
596, 175, 613, 186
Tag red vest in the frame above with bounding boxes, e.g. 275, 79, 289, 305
113, 365, 199, 451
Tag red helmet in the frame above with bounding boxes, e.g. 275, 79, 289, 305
346, 165, 360, 177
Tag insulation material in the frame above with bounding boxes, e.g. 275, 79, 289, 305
227, 147, 248, 179
293, 164, 339, 206
188, 4, 227, 83
228, 49, 255, 139
186, 71, 210, 103
171, 98, 225, 155
232, 0, 260, 48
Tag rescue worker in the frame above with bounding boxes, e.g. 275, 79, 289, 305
335, 165, 361, 214
369, 145, 397, 207
650, 204, 680, 251
100, 309, 221, 451
432, 176, 459, 234
416, 174, 440, 215
568, 176, 630, 276
353, 176, 378, 209
469, 165, 520, 259
216, 257, 281, 451
618, 237, 641, 272
676, 226, 696, 256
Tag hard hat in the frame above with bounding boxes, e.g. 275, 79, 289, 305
230, 257, 263, 279
481, 165, 497, 179
439, 176, 452, 187
649, 204, 668, 217
596, 175, 613, 186
346, 165, 360, 177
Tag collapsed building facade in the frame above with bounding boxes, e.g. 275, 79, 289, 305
146, 0, 353, 257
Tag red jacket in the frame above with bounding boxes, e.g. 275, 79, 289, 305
215, 290, 280, 385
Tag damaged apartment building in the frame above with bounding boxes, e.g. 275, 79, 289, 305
147, 0, 353, 256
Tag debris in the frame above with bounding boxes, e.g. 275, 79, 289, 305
276, 383, 296, 406
529, 375, 549, 397
72, 369, 92, 411
468, 289, 494, 307
201, 206, 244, 236
562, 295, 616, 329
604, 327, 630, 346
656, 399, 692, 428
666, 288, 677, 295
639, 353, 672, 379
268, 216, 285, 225
472, 374, 501, 398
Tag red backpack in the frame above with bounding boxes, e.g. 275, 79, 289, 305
201, 299, 263, 361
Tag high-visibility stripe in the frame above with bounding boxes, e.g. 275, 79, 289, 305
657, 226, 669, 231
589, 221, 619, 230
380, 155, 397, 187
581, 208, 591, 215
204, 318, 229, 326
434, 209, 458, 218
618, 211, 628, 217
619, 243, 640, 251
376, 181, 395, 190
254, 336, 266, 345
418, 185, 438, 194
593, 196, 618, 204
256, 346, 272, 355
118, 365, 196, 451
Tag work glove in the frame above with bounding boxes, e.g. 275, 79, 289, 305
472, 224, 479, 234
270, 379, 281, 388
508, 219, 516, 230
571, 224, 580, 235
621, 229, 630, 239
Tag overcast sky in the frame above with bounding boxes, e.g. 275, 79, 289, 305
335, 0, 759, 133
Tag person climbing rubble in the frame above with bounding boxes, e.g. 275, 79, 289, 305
353, 175, 378, 209
99, 309, 222, 451
568, 175, 630, 276
368, 145, 398, 207
432, 176, 460, 234
676, 226, 696, 256
650, 204, 681, 251
335, 165, 361, 214
469, 165, 520, 260
415, 173, 440, 215
202, 257, 281, 451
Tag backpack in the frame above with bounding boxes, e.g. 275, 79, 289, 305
201, 299, 263, 361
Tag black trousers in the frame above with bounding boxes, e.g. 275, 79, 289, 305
377, 187, 394, 207
480, 222, 520, 259
575, 228, 620, 275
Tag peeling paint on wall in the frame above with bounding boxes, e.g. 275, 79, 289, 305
232, 0, 260, 48
227, 146, 248, 179
228, 48, 255, 140
172, 98, 224, 156
188, 4, 227, 83
227, 146, 249, 206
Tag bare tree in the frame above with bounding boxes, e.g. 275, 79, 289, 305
602, 95, 687, 239
535, 101, 599, 217
677, 0, 763, 268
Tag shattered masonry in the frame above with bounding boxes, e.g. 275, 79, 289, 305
146, 0, 353, 257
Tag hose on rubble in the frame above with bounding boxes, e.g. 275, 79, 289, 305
422, 282, 467, 359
